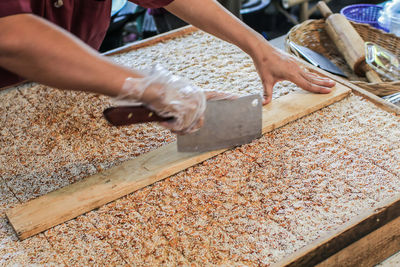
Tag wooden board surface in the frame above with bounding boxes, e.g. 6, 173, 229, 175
6, 84, 350, 240
275, 194, 400, 267
318, 216, 400, 267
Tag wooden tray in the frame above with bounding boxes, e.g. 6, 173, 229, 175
4, 25, 400, 266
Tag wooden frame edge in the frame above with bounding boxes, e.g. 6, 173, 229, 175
317, 216, 400, 266
0, 81, 27, 93
274, 194, 400, 267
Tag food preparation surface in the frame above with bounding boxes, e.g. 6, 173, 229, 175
1, 31, 399, 265
1, 88, 399, 265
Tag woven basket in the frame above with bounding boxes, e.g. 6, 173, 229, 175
286, 19, 400, 96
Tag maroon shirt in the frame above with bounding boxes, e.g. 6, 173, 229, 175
0, 0, 174, 88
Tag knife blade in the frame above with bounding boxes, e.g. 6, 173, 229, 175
104, 94, 262, 153
289, 41, 347, 77
177, 94, 262, 153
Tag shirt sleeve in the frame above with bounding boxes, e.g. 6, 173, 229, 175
129, 0, 174, 8
0, 0, 32, 18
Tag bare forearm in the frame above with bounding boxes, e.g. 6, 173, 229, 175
0, 14, 141, 96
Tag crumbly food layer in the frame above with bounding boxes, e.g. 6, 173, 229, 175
0, 31, 399, 265
111, 31, 301, 98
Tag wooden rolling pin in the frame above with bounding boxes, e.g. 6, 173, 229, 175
317, 1, 382, 83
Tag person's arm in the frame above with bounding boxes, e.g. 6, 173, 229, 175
165, 0, 335, 104
0, 14, 138, 96
0, 14, 209, 134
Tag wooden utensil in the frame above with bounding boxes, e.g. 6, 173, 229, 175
317, 1, 382, 83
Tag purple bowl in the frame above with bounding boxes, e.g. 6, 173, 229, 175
340, 4, 385, 31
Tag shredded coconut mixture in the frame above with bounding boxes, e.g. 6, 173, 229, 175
0, 31, 399, 265
111, 31, 301, 98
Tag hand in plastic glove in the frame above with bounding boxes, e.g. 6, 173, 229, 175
116, 66, 236, 134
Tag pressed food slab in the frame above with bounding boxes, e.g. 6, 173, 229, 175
6, 84, 350, 240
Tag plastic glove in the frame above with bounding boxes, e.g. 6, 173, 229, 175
116, 65, 206, 134
203, 89, 239, 101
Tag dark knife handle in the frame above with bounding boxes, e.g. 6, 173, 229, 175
103, 106, 173, 126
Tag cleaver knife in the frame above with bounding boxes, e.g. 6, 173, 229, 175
177, 94, 262, 152
103, 94, 262, 152
289, 41, 347, 77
